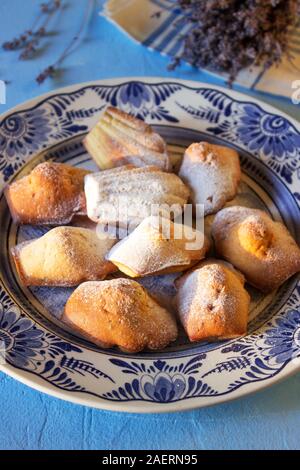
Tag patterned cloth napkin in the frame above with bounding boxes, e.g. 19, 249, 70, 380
101, 0, 300, 98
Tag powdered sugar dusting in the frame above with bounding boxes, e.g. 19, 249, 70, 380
13, 226, 116, 286
6, 162, 89, 225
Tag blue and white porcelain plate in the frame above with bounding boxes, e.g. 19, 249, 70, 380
0, 78, 299, 412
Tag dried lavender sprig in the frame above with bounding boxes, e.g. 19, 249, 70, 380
167, 56, 181, 71
19, 28, 48, 60
36, 0, 95, 84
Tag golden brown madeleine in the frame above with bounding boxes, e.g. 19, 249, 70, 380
84, 165, 190, 229
179, 142, 241, 215
5, 162, 90, 225
176, 259, 250, 342
83, 106, 170, 171
212, 206, 300, 292
63, 278, 178, 352
11, 226, 117, 287
107, 216, 210, 277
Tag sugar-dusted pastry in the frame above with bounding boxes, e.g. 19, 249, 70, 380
84, 106, 170, 171
11, 226, 116, 287
179, 142, 241, 215
5, 162, 90, 225
84, 165, 190, 229
212, 206, 300, 292
63, 278, 178, 352
176, 259, 250, 341
107, 216, 210, 277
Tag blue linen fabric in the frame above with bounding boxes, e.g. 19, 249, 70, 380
0, 0, 299, 450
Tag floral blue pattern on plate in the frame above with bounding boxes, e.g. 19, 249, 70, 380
0, 78, 299, 412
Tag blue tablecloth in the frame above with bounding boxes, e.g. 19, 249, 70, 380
0, 0, 299, 450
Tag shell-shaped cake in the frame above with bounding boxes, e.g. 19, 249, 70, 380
107, 216, 210, 277
11, 226, 116, 287
176, 259, 250, 341
5, 162, 89, 225
84, 106, 170, 171
212, 206, 300, 292
63, 278, 178, 352
179, 142, 241, 215
84, 165, 190, 229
